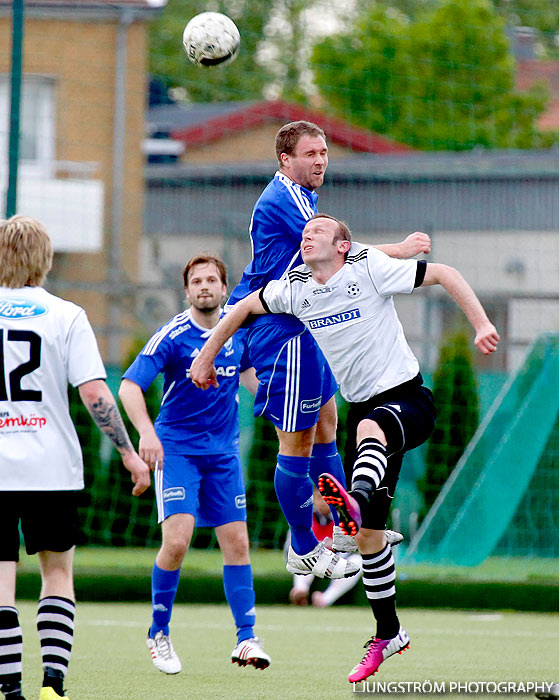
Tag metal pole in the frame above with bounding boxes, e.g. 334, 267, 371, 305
5, 0, 24, 218
107, 8, 132, 365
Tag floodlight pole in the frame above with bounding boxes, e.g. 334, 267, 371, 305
5, 0, 25, 218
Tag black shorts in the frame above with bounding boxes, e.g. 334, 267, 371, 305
344, 374, 436, 530
0, 491, 83, 562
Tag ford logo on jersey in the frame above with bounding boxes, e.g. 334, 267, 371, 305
0, 298, 48, 319
308, 308, 361, 329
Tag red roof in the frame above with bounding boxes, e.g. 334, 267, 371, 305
170, 100, 413, 154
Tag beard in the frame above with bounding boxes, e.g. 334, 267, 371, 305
191, 296, 221, 313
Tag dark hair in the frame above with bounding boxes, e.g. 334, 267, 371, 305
183, 254, 227, 287
310, 213, 352, 243
275, 121, 326, 163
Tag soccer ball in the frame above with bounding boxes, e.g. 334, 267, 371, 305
182, 12, 240, 68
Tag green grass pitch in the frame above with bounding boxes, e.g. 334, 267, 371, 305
17, 602, 557, 700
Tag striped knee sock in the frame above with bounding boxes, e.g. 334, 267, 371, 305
37, 596, 75, 688
0, 607, 23, 697
361, 544, 399, 640
351, 438, 387, 506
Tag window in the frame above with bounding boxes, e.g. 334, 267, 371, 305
0, 74, 55, 178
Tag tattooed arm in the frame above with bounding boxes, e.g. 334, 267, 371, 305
78, 379, 151, 496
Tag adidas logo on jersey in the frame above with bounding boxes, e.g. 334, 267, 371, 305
190, 347, 200, 358
301, 298, 311, 309
169, 323, 190, 340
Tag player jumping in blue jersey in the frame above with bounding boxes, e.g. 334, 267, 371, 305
222, 121, 430, 578
118, 255, 270, 674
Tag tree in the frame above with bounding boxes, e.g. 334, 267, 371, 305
419, 330, 479, 522
149, 0, 275, 102
311, 0, 549, 150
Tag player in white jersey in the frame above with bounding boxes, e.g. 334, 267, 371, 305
190, 213, 499, 683
0, 216, 151, 700
204, 121, 429, 579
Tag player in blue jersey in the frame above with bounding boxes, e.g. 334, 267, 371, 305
118, 254, 270, 675
222, 120, 431, 579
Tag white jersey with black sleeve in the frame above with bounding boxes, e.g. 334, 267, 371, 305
0, 286, 107, 490
261, 243, 423, 403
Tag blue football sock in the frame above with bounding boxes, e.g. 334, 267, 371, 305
223, 564, 255, 643
149, 563, 181, 637
274, 454, 317, 555
310, 441, 346, 524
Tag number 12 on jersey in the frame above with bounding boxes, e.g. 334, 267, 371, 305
0, 329, 42, 402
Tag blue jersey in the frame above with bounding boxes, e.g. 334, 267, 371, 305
228, 172, 318, 307
122, 309, 249, 455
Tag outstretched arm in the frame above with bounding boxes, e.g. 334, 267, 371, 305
78, 379, 151, 495
118, 378, 164, 470
421, 263, 500, 355
190, 291, 266, 389
375, 232, 431, 259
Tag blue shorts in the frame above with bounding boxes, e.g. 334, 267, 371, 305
155, 451, 247, 527
246, 316, 338, 432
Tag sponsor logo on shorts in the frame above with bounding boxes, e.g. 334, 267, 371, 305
300, 397, 321, 413
235, 495, 246, 509
0, 298, 48, 319
308, 308, 361, 329
163, 487, 186, 502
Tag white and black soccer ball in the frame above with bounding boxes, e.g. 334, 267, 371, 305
182, 12, 240, 68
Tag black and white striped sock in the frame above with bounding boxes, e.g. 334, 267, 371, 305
0, 607, 23, 696
361, 544, 400, 640
37, 597, 75, 680
351, 438, 387, 504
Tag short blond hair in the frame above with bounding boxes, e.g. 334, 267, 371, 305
0, 215, 53, 288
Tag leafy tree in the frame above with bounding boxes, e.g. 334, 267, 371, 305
150, 0, 275, 102
312, 5, 410, 134
419, 330, 479, 522
311, 0, 549, 150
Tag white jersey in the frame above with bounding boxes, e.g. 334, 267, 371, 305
262, 243, 421, 403
0, 286, 106, 490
